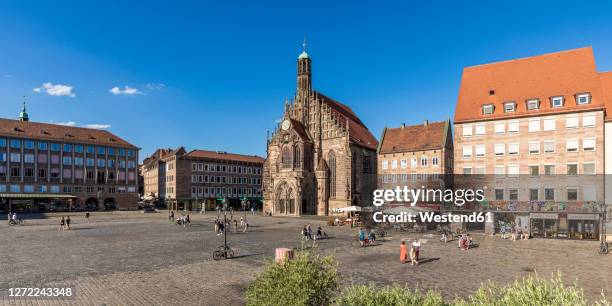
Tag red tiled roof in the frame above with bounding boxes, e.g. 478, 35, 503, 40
379, 121, 447, 154
601, 72, 612, 121
455, 47, 605, 123
316, 92, 378, 150
0, 118, 137, 148
186, 149, 264, 164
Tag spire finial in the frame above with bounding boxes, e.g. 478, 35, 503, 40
303, 36, 307, 52
19, 96, 29, 122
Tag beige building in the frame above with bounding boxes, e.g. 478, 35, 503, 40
377, 120, 453, 208
263, 44, 378, 216
141, 147, 264, 211
454, 47, 607, 240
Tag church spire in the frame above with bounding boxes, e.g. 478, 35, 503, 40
297, 38, 311, 94
19, 97, 29, 122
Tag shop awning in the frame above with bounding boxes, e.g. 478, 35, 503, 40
0, 193, 77, 199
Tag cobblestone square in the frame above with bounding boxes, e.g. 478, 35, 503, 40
1, 212, 610, 305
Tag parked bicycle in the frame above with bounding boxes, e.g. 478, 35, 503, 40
8, 219, 24, 226
212, 244, 235, 260
599, 241, 609, 255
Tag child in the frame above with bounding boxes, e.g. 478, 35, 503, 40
400, 241, 408, 263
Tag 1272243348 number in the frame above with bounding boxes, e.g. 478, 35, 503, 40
8, 287, 74, 298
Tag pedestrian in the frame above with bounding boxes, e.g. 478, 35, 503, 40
186, 214, 191, 227
243, 220, 248, 233
233, 219, 238, 233
214, 219, 219, 235
240, 216, 245, 228
411, 239, 421, 265
59, 217, 65, 231
400, 241, 408, 263
66, 216, 71, 230
7, 211, 11, 224
358, 228, 366, 246
85, 212, 90, 223
251, 206, 255, 215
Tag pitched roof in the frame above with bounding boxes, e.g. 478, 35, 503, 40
185, 149, 265, 164
455, 47, 605, 123
379, 121, 448, 154
601, 71, 612, 121
0, 118, 137, 148
289, 119, 310, 140
316, 92, 378, 150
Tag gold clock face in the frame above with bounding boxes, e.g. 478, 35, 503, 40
281, 119, 290, 131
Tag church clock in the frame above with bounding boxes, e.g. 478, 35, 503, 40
281, 119, 291, 131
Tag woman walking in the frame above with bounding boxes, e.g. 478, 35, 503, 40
400, 241, 408, 263
59, 217, 65, 231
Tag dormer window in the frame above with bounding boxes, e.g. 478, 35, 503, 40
482, 104, 494, 115
503, 102, 516, 113
576, 93, 591, 105
551, 96, 564, 108
526, 99, 540, 110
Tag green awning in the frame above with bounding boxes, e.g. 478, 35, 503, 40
0, 193, 77, 199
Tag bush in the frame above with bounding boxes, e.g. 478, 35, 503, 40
335, 284, 445, 306
453, 273, 609, 306
245, 250, 338, 306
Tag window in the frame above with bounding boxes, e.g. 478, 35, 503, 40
528, 119, 540, 132
583, 138, 596, 151
494, 165, 505, 177
462, 146, 472, 158
495, 189, 504, 200
0, 153, 4, 162
75, 145, 84, 153
0, 138, 5, 147
494, 144, 504, 156
508, 143, 519, 155
508, 121, 519, 133
475, 145, 486, 157
583, 114, 596, 127
462, 125, 473, 137
119, 148, 125, 156
475, 124, 486, 135
420, 156, 428, 167
63, 144, 72, 152
475, 167, 485, 177
528, 142, 540, 154
50, 143, 60, 151
432, 157, 439, 166
566, 115, 578, 129
87, 146, 95, 154
38, 142, 47, 150
529, 189, 539, 201
503, 102, 516, 113
577, 93, 590, 105
75, 157, 83, 166
400, 159, 407, 169
108, 148, 115, 156
583, 163, 595, 175
24, 153, 34, 163
508, 165, 519, 177
10, 153, 20, 163
529, 165, 539, 176
39, 185, 47, 193
544, 165, 555, 176
63, 169, 72, 178
328, 151, 336, 197
543, 141, 555, 153
97, 159, 106, 167
86, 158, 94, 167
543, 117, 556, 131
482, 104, 494, 115
494, 122, 505, 134
37, 154, 47, 163
567, 164, 578, 176
545, 188, 555, 201
526, 99, 540, 110
11, 167, 20, 177
50, 168, 59, 178
24, 167, 33, 177
382, 160, 388, 170
567, 188, 578, 201
97, 147, 106, 155
25, 140, 35, 149
391, 160, 398, 169
462, 167, 472, 175
411, 158, 417, 168
566, 139, 579, 152
128, 150, 134, 157
63, 157, 72, 165
10, 139, 21, 148
10, 185, 20, 192
50, 185, 60, 193
551, 96, 564, 108
508, 189, 518, 201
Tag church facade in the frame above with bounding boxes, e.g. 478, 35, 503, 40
263, 46, 378, 216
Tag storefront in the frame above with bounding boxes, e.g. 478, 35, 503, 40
0, 194, 77, 213
530, 212, 599, 240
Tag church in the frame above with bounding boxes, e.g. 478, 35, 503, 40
263, 44, 378, 216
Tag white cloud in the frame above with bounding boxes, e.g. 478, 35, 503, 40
109, 86, 141, 95
83, 124, 112, 129
33, 82, 76, 97
145, 83, 166, 90
56, 121, 77, 126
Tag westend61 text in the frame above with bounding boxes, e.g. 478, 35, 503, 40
373, 211, 493, 223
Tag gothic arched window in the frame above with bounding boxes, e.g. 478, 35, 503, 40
328, 150, 337, 197
281, 146, 291, 168
293, 145, 301, 168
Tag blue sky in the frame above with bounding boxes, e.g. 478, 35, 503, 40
1, 1, 612, 161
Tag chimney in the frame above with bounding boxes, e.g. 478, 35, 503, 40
423, 120, 428, 126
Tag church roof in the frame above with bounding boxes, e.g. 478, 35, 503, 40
316, 92, 378, 150
298, 51, 309, 59
186, 149, 264, 164
379, 120, 448, 154
289, 118, 310, 140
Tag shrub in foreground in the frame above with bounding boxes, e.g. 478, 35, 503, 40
335, 284, 445, 306
454, 273, 609, 306
245, 250, 338, 306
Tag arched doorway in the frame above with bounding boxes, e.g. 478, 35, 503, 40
103, 198, 116, 210
275, 182, 296, 215
85, 198, 98, 211
301, 180, 316, 215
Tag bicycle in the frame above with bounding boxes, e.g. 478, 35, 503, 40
599, 241, 609, 255
212, 244, 235, 260
8, 219, 24, 226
